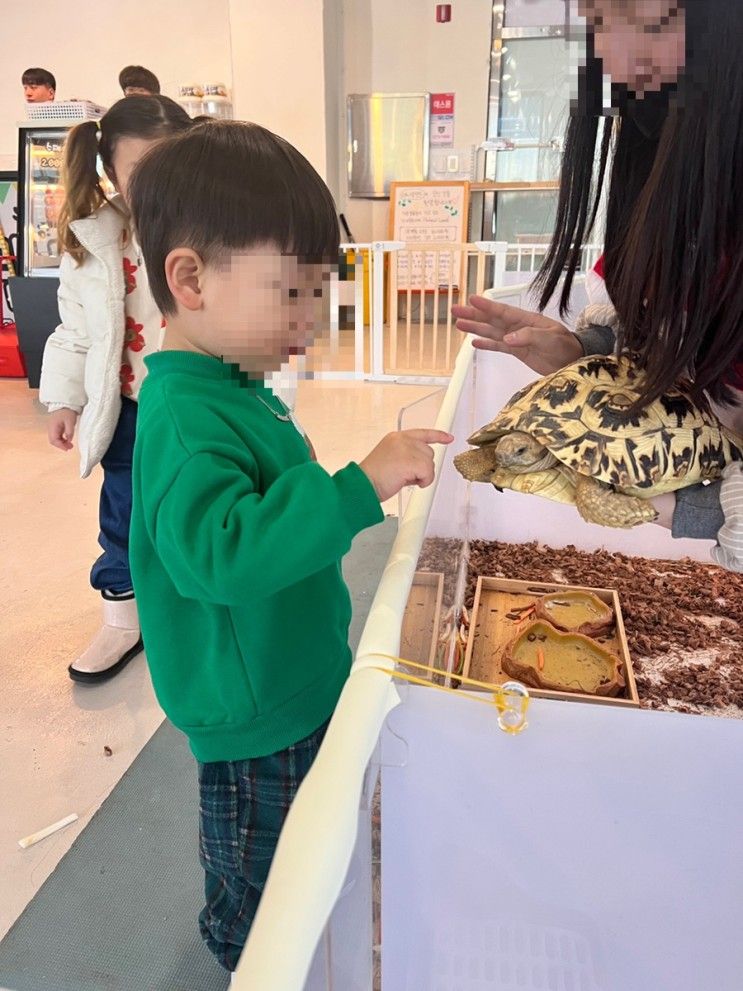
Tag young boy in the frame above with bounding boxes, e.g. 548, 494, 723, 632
127, 121, 451, 972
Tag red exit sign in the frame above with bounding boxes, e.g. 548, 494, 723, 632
431, 93, 454, 115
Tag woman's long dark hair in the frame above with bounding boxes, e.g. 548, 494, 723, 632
535, 1, 743, 406
58, 95, 193, 263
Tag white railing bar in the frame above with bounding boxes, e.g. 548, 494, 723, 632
353, 251, 365, 377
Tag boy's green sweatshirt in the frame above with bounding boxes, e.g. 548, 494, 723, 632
130, 352, 383, 763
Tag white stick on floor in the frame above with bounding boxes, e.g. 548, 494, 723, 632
18, 813, 79, 849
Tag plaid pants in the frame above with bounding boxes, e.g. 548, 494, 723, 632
197, 721, 328, 971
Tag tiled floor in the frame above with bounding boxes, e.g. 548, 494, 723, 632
0, 375, 440, 939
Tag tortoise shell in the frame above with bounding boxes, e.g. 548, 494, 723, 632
468, 354, 743, 495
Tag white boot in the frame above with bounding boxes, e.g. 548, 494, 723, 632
68, 590, 143, 684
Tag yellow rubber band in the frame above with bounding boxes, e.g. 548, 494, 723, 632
371, 653, 515, 692
368, 653, 530, 734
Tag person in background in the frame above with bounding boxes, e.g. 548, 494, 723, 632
119, 65, 160, 97
39, 96, 193, 683
127, 120, 452, 974
22, 68, 56, 103
454, 0, 743, 573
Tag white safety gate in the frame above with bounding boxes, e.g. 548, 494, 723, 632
313, 241, 600, 385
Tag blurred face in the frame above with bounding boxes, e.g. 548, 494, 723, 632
23, 83, 55, 103
579, 0, 685, 96
164, 244, 335, 374
109, 135, 163, 205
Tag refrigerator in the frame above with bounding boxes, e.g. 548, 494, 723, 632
13, 123, 70, 387
16, 124, 69, 278
13, 115, 109, 386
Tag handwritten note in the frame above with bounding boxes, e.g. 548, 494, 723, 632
390, 182, 469, 291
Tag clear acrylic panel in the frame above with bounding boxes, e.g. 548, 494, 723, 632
397, 389, 446, 520
410, 366, 474, 665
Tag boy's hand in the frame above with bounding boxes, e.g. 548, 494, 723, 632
359, 429, 454, 502
48, 409, 79, 451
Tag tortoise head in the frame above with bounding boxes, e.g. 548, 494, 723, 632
494, 431, 548, 472
454, 445, 500, 482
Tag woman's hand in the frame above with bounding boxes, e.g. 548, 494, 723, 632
48, 409, 79, 452
452, 295, 584, 376
650, 492, 675, 530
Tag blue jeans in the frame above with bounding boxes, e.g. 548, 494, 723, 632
90, 397, 137, 595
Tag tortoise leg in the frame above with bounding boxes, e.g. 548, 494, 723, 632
574, 476, 658, 529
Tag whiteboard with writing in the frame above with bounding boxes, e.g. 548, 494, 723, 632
389, 181, 469, 291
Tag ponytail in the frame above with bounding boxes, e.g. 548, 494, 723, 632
58, 120, 109, 264
58, 96, 193, 265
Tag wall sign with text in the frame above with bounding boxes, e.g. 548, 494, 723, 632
430, 92, 455, 148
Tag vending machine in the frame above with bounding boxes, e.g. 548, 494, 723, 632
16, 123, 67, 278
16, 102, 107, 278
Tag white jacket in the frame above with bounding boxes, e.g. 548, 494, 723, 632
39, 198, 133, 479
39, 196, 299, 479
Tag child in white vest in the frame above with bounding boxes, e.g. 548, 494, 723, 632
40, 96, 197, 681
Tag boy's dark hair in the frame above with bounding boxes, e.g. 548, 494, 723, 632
119, 65, 160, 94
129, 121, 340, 315
22, 67, 56, 90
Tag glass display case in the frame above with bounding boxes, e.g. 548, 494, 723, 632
13, 118, 111, 386
17, 125, 67, 277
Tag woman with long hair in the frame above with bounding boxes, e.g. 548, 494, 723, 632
453, 0, 742, 571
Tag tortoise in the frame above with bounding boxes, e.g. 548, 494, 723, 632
454, 354, 743, 529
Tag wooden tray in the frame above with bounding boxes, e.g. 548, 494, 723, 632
400, 572, 445, 668
462, 576, 639, 707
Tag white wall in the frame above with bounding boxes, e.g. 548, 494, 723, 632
322, 0, 343, 201
0, 0, 341, 194
1, 0, 493, 242
228, 0, 332, 181
340, 0, 493, 240
0, 0, 232, 171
